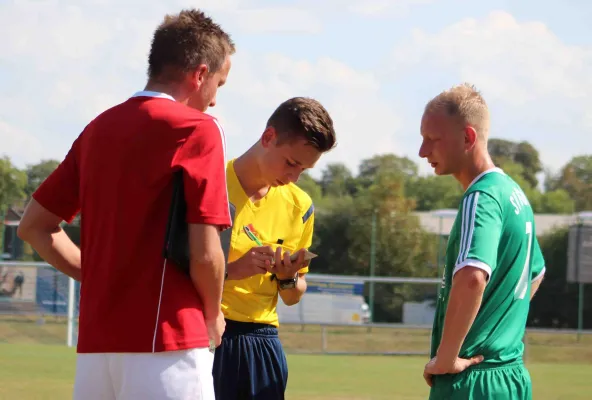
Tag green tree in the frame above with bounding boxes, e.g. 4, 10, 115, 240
548, 155, 592, 212
407, 175, 463, 211
24, 159, 60, 198
0, 156, 27, 257
488, 139, 542, 188
347, 169, 437, 322
308, 197, 355, 276
0, 156, 27, 212
539, 189, 575, 214
356, 154, 418, 191
319, 163, 355, 197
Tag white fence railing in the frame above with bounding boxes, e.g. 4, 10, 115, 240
1, 262, 590, 353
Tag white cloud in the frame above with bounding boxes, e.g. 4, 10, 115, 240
0, 0, 399, 176
215, 51, 402, 175
1, 1, 590, 181
294, 0, 435, 17
392, 11, 592, 108
389, 10, 592, 172
0, 119, 44, 166
232, 8, 322, 34
0, 2, 112, 69
346, 0, 435, 17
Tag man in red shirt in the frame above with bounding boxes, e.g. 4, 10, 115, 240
17, 9, 235, 400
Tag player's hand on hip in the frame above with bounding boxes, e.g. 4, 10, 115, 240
423, 355, 484, 387
271, 247, 306, 280
205, 310, 226, 348
227, 246, 274, 280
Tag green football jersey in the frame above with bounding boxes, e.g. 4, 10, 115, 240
430, 168, 546, 364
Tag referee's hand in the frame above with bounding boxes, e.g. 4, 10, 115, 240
226, 246, 274, 280
270, 248, 307, 280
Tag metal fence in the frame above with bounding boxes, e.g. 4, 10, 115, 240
1, 261, 591, 363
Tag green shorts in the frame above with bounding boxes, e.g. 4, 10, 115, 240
429, 360, 532, 400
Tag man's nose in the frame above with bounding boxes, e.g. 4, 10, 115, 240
419, 142, 429, 158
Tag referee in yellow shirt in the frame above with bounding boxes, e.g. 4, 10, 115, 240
212, 97, 337, 400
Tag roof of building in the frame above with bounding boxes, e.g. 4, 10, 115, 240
415, 210, 592, 236
2, 207, 22, 226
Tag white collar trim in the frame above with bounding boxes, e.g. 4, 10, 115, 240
466, 167, 505, 191
131, 90, 175, 102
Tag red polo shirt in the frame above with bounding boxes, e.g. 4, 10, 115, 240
32, 91, 232, 353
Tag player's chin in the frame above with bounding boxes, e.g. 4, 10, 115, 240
432, 164, 450, 176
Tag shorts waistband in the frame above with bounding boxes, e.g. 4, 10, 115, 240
223, 319, 279, 338
469, 358, 524, 371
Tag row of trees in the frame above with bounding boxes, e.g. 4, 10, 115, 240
1, 139, 590, 328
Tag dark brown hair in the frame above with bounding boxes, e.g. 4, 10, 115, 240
267, 97, 336, 152
148, 9, 235, 82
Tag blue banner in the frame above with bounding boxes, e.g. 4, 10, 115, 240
306, 280, 364, 296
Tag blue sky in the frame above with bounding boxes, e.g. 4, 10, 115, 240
1, 0, 590, 180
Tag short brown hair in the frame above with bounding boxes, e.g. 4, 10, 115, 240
148, 9, 235, 82
266, 97, 336, 152
424, 82, 490, 139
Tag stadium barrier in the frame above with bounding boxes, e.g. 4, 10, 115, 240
1, 261, 591, 364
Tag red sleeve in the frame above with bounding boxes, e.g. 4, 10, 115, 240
32, 137, 81, 223
173, 118, 231, 230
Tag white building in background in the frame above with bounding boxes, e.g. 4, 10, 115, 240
414, 209, 591, 238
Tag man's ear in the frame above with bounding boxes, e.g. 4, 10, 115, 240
260, 126, 277, 148
464, 125, 478, 150
191, 64, 209, 89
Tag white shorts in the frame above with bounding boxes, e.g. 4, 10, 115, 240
73, 347, 214, 400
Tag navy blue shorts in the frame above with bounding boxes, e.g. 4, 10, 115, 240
212, 319, 288, 400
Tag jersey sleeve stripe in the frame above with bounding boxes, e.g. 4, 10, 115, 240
453, 258, 492, 278
456, 192, 480, 266
302, 203, 314, 223
531, 266, 546, 283
455, 195, 469, 266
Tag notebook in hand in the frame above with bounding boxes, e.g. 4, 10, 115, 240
162, 169, 235, 275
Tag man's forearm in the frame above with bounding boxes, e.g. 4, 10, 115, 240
278, 274, 307, 306
21, 228, 82, 281
437, 267, 487, 366
190, 248, 225, 320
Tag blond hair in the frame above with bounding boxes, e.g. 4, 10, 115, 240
424, 83, 490, 140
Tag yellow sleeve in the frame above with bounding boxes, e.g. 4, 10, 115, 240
297, 203, 315, 274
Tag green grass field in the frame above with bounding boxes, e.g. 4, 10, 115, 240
1, 316, 592, 399
1, 344, 591, 399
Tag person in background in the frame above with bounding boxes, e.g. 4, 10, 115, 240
418, 83, 546, 400
213, 97, 337, 400
17, 8, 235, 400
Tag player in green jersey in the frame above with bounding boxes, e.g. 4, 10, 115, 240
418, 83, 546, 400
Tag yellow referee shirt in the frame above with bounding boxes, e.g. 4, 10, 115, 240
221, 159, 314, 327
